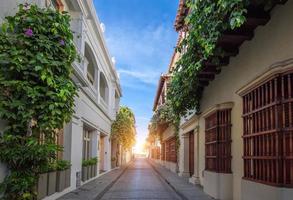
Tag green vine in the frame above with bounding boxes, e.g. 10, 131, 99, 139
0, 4, 77, 199
168, 0, 277, 116
111, 106, 136, 150
149, 103, 180, 152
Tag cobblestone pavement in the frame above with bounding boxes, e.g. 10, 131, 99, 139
59, 158, 212, 200
100, 158, 181, 200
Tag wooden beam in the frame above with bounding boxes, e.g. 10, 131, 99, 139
199, 81, 209, 87
204, 57, 229, 67
200, 69, 221, 75
219, 30, 253, 44
245, 6, 270, 27
198, 74, 215, 81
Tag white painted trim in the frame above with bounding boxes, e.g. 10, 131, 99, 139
236, 58, 293, 96
201, 102, 234, 118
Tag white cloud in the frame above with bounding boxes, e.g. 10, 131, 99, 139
118, 69, 160, 85
104, 22, 176, 73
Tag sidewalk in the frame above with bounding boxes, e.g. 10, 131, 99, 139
148, 159, 213, 200
58, 166, 127, 200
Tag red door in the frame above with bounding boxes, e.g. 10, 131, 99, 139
189, 132, 194, 177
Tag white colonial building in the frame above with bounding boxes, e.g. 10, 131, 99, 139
0, 0, 121, 199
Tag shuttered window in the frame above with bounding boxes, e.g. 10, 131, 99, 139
161, 142, 165, 161
205, 109, 232, 173
165, 137, 177, 163
242, 71, 293, 187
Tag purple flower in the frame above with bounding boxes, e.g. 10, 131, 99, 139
24, 3, 30, 10
24, 28, 33, 37
59, 39, 65, 46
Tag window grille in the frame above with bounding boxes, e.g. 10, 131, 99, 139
205, 109, 232, 173
161, 142, 165, 160
165, 137, 177, 163
242, 71, 293, 187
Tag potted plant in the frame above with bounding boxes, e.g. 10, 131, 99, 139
56, 160, 71, 192
90, 157, 98, 178
82, 159, 89, 181
37, 171, 48, 200
65, 164, 71, 188
86, 159, 92, 180
47, 161, 57, 195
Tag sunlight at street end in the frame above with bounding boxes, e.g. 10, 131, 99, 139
133, 140, 146, 155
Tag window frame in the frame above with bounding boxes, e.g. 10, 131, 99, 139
242, 70, 293, 187
205, 108, 232, 173
83, 129, 92, 160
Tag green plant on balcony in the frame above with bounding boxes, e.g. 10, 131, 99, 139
149, 103, 180, 151
168, 0, 279, 116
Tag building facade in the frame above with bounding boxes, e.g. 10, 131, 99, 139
151, 0, 293, 200
0, 0, 121, 199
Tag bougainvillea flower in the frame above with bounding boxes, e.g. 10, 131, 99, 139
24, 3, 30, 10
24, 28, 33, 37
59, 39, 65, 46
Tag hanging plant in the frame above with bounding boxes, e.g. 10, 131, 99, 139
0, 3, 77, 199
149, 102, 180, 151
168, 0, 279, 116
168, 0, 249, 116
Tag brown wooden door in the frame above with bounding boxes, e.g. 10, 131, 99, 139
189, 132, 194, 177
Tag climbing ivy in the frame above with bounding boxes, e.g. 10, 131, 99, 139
0, 4, 77, 199
149, 102, 180, 151
168, 0, 277, 116
111, 106, 136, 150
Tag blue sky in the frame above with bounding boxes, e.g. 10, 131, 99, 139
93, 0, 178, 146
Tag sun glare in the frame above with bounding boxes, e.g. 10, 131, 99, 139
134, 140, 146, 154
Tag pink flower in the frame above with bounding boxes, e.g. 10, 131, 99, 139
24, 28, 33, 37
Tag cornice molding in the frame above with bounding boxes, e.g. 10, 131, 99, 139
236, 58, 293, 96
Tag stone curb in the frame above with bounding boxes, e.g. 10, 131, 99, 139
148, 159, 188, 200
94, 163, 130, 200
58, 162, 131, 200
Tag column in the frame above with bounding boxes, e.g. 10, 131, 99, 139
190, 127, 200, 184
179, 134, 190, 177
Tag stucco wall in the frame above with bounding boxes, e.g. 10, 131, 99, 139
194, 2, 293, 200
242, 179, 293, 200
162, 126, 175, 141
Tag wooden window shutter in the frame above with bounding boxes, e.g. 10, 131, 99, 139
242, 71, 293, 187
205, 109, 232, 173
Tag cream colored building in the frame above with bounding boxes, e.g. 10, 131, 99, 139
0, 0, 121, 199
152, 0, 293, 200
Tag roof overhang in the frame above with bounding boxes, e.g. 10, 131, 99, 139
173, 0, 288, 102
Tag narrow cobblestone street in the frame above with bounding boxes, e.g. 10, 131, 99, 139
60, 158, 212, 200
100, 159, 181, 200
